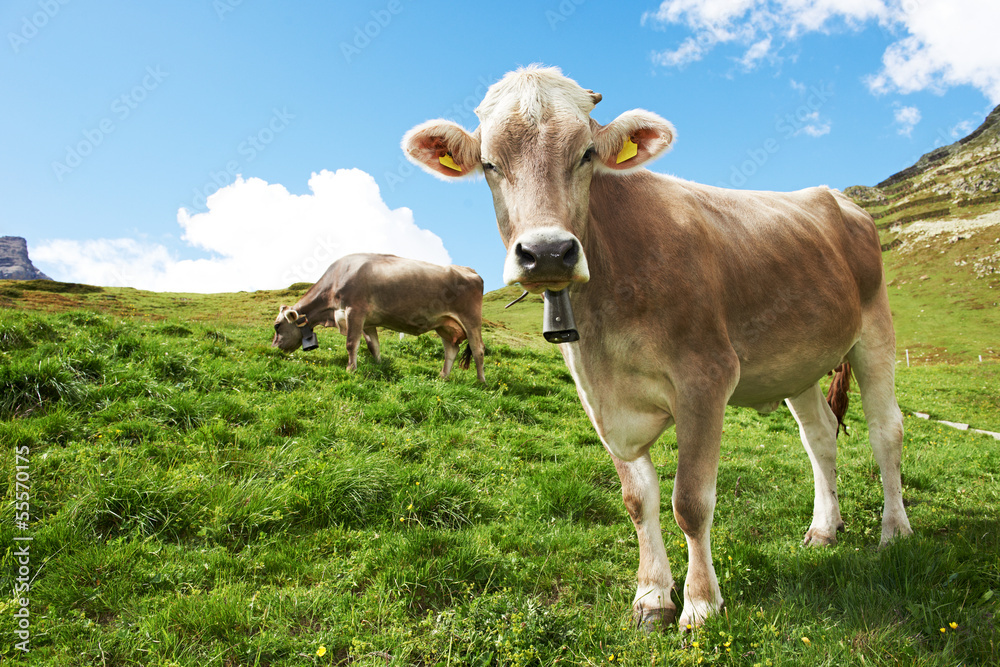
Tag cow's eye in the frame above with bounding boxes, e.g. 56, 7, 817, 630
580, 147, 596, 166
482, 161, 497, 172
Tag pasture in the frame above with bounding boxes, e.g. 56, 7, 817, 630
1, 279, 998, 666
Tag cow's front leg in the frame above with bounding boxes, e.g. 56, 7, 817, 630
613, 452, 676, 632
436, 328, 460, 379
343, 308, 366, 372
363, 326, 381, 362
673, 386, 730, 628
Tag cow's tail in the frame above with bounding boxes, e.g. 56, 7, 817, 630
825, 362, 852, 437
458, 342, 473, 370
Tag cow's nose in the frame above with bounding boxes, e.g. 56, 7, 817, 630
514, 238, 579, 274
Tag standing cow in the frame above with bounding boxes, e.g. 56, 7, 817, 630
272, 253, 486, 382
403, 66, 911, 629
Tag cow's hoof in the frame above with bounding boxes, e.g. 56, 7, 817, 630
633, 606, 676, 633
802, 529, 837, 546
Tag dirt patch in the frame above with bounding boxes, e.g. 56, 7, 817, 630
896, 210, 1000, 252
19, 291, 86, 312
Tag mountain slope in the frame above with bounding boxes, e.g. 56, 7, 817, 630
845, 104, 1000, 226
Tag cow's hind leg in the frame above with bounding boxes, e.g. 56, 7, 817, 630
786, 383, 844, 545
463, 319, 487, 383
363, 326, 381, 362
612, 452, 676, 632
848, 298, 912, 546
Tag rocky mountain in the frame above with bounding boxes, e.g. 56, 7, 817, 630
0, 236, 52, 281
845, 104, 1000, 226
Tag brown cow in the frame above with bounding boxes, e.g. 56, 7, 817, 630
403, 66, 911, 630
272, 253, 486, 382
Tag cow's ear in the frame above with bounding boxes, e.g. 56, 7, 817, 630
593, 110, 675, 173
402, 120, 481, 179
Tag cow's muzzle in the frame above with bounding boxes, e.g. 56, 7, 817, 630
503, 228, 589, 292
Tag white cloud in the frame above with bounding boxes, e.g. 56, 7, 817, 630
646, 0, 1000, 103
950, 119, 976, 140
33, 169, 451, 293
797, 110, 832, 137
869, 2, 1000, 103
893, 104, 921, 137
739, 36, 773, 70
651, 36, 709, 68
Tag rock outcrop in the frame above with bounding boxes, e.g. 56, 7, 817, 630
0, 236, 52, 281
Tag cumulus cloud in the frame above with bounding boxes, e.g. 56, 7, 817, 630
893, 104, 922, 137
645, 0, 1000, 103
797, 110, 832, 137
651, 36, 710, 68
866, 2, 1000, 103
33, 169, 451, 293
738, 36, 773, 70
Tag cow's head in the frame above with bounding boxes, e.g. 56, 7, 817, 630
402, 66, 675, 293
272, 305, 314, 351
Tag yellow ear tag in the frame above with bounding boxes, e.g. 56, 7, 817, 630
616, 137, 638, 164
439, 153, 462, 172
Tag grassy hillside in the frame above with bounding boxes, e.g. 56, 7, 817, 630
2, 273, 999, 665
882, 213, 1000, 364
840, 103, 1000, 365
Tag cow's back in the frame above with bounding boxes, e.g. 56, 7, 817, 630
583, 172, 884, 404
330, 254, 482, 335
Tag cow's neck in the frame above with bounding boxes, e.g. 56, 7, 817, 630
293, 283, 337, 328
570, 170, 686, 342
581, 170, 662, 293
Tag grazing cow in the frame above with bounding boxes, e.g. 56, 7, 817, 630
403, 66, 912, 630
272, 253, 486, 382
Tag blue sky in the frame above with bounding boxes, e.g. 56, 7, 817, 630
3, 0, 998, 292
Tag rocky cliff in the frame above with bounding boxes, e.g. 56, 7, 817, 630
0, 236, 52, 281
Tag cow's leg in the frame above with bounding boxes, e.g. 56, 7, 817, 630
344, 309, 366, 372
464, 320, 487, 383
612, 452, 676, 632
363, 326, 381, 362
786, 383, 844, 545
673, 385, 730, 628
848, 295, 912, 546
436, 327, 460, 379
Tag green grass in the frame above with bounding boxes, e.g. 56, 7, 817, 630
2, 282, 999, 665
883, 228, 1000, 365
